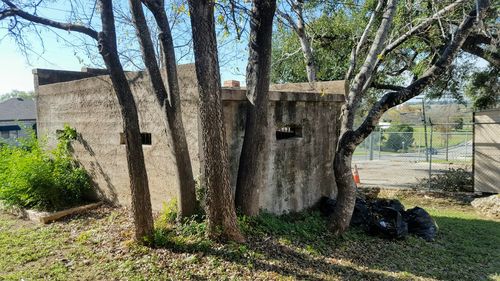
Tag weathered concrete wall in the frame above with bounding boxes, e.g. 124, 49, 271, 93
474, 109, 500, 194
35, 64, 344, 214
221, 89, 343, 213
36, 65, 201, 210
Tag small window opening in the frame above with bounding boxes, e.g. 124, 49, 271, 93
276, 124, 302, 140
120, 132, 152, 145
141, 133, 152, 145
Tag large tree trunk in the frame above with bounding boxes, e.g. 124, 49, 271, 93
331, 133, 357, 235
329, 0, 398, 235
187, 0, 244, 242
98, 0, 154, 241
330, 0, 490, 235
131, 0, 197, 218
235, 0, 276, 216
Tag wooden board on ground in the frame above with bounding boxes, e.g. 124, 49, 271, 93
0, 202, 103, 224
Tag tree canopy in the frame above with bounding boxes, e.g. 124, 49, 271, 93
272, 0, 499, 109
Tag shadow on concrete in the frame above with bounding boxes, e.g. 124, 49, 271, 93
75, 134, 119, 205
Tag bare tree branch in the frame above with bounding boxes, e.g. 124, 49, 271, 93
1, 0, 98, 40
345, 0, 384, 81
276, 0, 316, 82
462, 33, 499, 67
377, 0, 468, 67
353, 1, 491, 145
360, 0, 469, 97
342, 0, 398, 132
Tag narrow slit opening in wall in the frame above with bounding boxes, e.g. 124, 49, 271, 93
276, 124, 302, 140
120, 132, 152, 145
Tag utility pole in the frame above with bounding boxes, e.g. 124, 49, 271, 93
422, 97, 429, 161
446, 116, 449, 162
428, 118, 433, 190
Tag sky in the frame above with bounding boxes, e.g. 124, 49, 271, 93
0, 1, 247, 98
0, 34, 246, 97
0, 33, 87, 95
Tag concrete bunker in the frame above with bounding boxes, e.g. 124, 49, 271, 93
34, 64, 345, 214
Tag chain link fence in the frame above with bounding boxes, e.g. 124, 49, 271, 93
353, 123, 473, 190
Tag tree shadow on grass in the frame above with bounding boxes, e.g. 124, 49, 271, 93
155, 232, 404, 280
153, 211, 500, 280
153, 212, 405, 280
332, 216, 500, 281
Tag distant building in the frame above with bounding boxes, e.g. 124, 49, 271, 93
0, 97, 36, 143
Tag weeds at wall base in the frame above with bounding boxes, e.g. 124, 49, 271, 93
0, 125, 92, 212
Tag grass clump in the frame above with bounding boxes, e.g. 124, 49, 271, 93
0, 126, 91, 211
153, 199, 212, 252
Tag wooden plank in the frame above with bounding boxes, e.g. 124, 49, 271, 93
39, 202, 103, 224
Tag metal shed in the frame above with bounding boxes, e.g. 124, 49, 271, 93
474, 108, 500, 193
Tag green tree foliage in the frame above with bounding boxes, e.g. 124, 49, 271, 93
383, 124, 414, 152
0, 90, 33, 102
466, 67, 499, 110
272, 6, 361, 83
0, 126, 91, 211
272, 0, 499, 110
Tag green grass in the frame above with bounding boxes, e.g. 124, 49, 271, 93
0, 194, 499, 280
423, 158, 472, 164
411, 127, 472, 149
355, 127, 472, 156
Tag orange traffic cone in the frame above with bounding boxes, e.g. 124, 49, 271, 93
353, 164, 361, 185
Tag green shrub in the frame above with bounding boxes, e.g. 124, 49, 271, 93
417, 167, 473, 192
383, 124, 414, 152
0, 126, 91, 211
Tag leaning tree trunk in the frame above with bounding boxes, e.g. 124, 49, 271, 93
148, 1, 197, 219
98, 0, 154, 241
130, 0, 197, 218
329, 0, 490, 235
187, 0, 244, 242
235, 0, 276, 216
331, 133, 358, 235
329, 0, 398, 235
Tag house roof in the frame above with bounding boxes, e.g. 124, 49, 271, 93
0, 98, 36, 121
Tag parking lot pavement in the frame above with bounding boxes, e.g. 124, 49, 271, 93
352, 159, 469, 189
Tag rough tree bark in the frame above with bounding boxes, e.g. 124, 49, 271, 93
0, 0, 155, 241
234, 0, 276, 216
330, 0, 491, 235
129, 0, 197, 219
187, 0, 244, 242
95, 0, 155, 241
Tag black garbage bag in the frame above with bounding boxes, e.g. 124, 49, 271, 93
371, 198, 405, 214
318, 196, 336, 216
404, 207, 438, 241
370, 207, 408, 239
351, 198, 371, 227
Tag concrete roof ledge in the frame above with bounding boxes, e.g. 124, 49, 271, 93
221, 88, 345, 102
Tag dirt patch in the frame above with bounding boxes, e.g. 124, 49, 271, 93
472, 195, 500, 219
